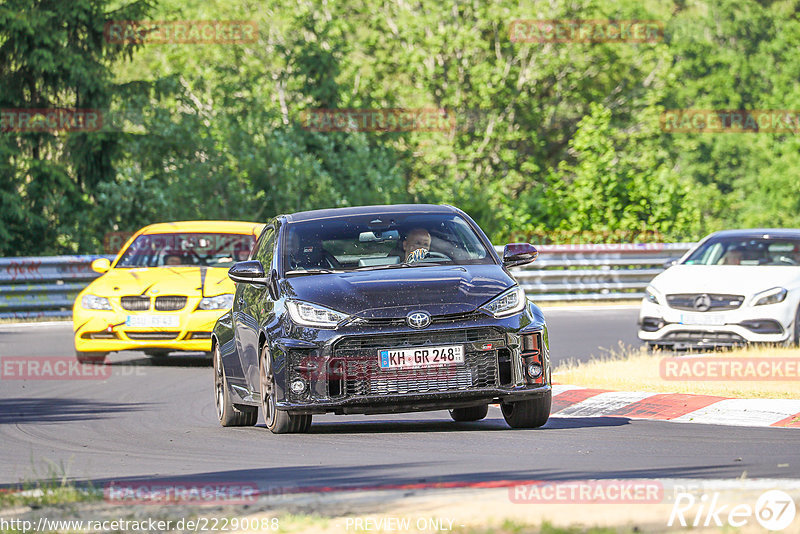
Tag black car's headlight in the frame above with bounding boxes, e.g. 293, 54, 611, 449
752, 287, 787, 306
480, 286, 526, 318
81, 294, 112, 310
286, 300, 349, 328
198, 293, 234, 310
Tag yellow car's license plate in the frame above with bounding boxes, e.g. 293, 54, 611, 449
125, 315, 180, 328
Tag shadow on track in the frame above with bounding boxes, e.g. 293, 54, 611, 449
0, 398, 151, 424
304, 415, 630, 435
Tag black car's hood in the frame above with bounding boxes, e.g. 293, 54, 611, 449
283, 265, 515, 319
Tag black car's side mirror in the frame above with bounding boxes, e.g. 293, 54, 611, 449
228, 260, 268, 285
502, 243, 539, 268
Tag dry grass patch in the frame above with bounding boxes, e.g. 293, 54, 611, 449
554, 343, 800, 399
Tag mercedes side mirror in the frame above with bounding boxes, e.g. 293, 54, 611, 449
502, 243, 539, 268
663, 258, 679, 269
228, 260, 268, 285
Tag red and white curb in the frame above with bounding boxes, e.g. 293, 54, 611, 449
551, 385, 800, 428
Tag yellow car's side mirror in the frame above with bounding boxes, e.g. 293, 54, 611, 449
91, 258, 111, 274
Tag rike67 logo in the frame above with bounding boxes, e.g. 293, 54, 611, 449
669, 489, 796, 531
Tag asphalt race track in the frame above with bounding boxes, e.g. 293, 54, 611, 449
1, 306, 799, 491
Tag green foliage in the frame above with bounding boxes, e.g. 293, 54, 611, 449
3, 0, 800, 254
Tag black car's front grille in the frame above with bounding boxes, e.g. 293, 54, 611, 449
331, 328, 502, 397
666, 294, 744, 311
121, 296, 150, 311
154, 295, 187, 311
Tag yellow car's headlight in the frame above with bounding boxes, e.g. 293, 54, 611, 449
198, 294, 234, 310
81, 294, 112, 310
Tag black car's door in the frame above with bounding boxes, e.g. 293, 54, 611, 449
233, 225, 275, 390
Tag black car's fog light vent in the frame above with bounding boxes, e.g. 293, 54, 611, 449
328, 359, 344, 397
287, 351, 316, 400
521, 332, 545, 385
497, 348, 512, 386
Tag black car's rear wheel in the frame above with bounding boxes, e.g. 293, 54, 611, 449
449, 404, 489, 422
214, 345, 257, 427
259, 345, 311, 434
75, 351, 106, 364
501, 391, 551, 429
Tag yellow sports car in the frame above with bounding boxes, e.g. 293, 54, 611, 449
73, 220, 264, 364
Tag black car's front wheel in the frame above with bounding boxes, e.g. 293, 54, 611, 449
449, 404, 489, 422
214, 345, 257, 427
259, 345, 311, 434
500, 391, 551, 429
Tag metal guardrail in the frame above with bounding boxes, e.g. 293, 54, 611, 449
0, 243, 694, 319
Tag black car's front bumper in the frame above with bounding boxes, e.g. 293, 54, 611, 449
268, 304, 551, 415
277, 384, 551, 415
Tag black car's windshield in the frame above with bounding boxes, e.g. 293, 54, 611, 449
116, 233, 256, 268
683, 236, 800, 266
283, 213, 493, 274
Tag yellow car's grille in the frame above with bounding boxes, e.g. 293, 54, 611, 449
155, 296, 187, 311
126, 331, 180, 340
121, 296, 150, 311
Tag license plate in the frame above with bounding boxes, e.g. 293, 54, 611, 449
125, 315, 180, 328
679, 312, 726, 326
379, 345, 464, 370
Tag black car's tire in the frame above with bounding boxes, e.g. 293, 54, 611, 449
449, 404, 489, 422
501, 391, 551, 429
214, 345, 257, 427
75, 351, 106, 364
259, 345, 312, 434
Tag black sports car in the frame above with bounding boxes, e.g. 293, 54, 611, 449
212, 204, 551, 433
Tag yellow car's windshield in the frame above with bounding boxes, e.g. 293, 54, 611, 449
116, 232, 255, 268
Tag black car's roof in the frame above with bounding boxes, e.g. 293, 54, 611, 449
708, 228, 800, 239
282, 204, 459, 223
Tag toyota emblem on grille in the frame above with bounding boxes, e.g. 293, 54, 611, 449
407, 311, 431, 329
694, 294, 712, 312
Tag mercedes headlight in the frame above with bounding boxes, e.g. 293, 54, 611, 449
752, 287, 787, 306
481, 286, 526, 318
645, 286, 662, 305
286, 300, 349, 328
81, 294, 112, 310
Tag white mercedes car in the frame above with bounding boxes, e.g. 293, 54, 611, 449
638, 229, 800, 349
